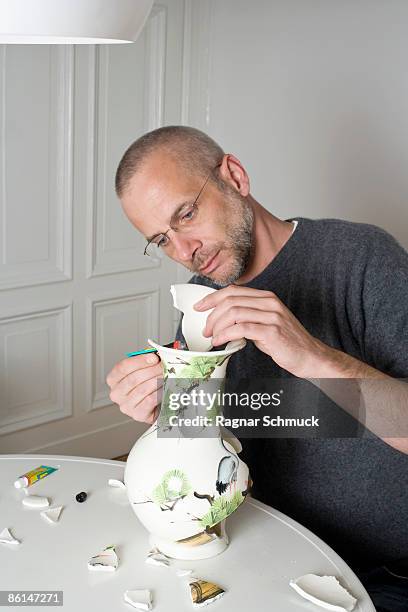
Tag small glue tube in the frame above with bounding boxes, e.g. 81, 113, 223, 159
14, 465, 58, 489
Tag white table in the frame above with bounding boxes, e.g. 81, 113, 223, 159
0, 455, 375, 611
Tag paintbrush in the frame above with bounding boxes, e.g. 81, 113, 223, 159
126, 340, 186, 358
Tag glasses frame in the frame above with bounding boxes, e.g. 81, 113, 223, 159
143, 162, 222, 257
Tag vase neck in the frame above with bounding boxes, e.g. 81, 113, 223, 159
158, 375, 227, 437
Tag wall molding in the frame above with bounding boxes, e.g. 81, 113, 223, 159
181, 0, 214, 129
86, 6, 168, 279
86, 288, 160, 412
144, 4, 167, 131
0, 46, 74, 291
0, 304, 73, 435
0, 46, 6, 277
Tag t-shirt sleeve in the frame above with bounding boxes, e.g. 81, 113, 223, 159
359, 227, 408, 377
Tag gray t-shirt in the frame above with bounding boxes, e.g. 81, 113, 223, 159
177, 217, 408, 570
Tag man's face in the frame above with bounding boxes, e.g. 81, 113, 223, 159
120, 152, 254, 286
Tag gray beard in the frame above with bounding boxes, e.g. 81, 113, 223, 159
200, 198, 254, 286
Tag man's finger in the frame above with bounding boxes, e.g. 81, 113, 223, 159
121, 363, 163, 397
120, 377, 163, 419
203, 296, 281, 336
212, 321, 269, 345
120, 388, 160, 422
106, 352, 159, 388
194, 285, 277, 311
126, 375, 163, 404
109, 363, 163, 404
210, 307, 278, 339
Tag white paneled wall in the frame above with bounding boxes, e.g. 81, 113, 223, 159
187, 0, 408, 250
0, 0, 185, 456
0, 46, 73, 290
0, 306, 72, 435
87, 290, 159, 413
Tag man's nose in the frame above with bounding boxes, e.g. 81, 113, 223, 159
169, 231, 201, 262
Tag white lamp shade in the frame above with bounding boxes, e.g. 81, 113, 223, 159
0, 0, 155, 44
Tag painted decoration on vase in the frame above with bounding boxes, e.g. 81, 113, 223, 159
124, 284, 251, 559
151, 470, 192, 511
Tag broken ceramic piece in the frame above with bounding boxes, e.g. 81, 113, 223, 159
22, 495, 50, 509
145, 548, 170, 567
189, 578, 225, 608
170, 284, 217, 351
108, 478, 126, 489
40, 505, 63, 524
123, 590, 153, 611
88, 545, 118, 571
290, 574, 357, 612
176, 568, 194, 577
0, 527, 20, 545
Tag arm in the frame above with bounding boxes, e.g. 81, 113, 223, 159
306, 344, 408, 454
195, 279, 408, 454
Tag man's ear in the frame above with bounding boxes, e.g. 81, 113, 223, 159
219, 153, 250, 197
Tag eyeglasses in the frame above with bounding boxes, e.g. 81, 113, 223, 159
143, 163, 222, 259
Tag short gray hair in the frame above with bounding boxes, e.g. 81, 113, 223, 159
115, 125, 225, 197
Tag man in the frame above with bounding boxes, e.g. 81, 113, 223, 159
107, 126, 408, 611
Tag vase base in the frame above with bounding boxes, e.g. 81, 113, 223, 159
149, 530, 229, 560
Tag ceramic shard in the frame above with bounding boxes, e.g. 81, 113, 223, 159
123, 589, 153, 611
170, 284, 217, 352
0, 527, 20, 545
88, 545, 118, 571
189, 578, 225, 607
176, 568, 194, 577
108, 478, 126, 489
22, 495, 50, 509
40, 505, 63, 524
289, 574, 357, 612
145, 548, 170, 567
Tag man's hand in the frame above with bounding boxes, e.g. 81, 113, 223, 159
194, 285, 408, 454
106, 353, 163, 423
194, 284, 331, 378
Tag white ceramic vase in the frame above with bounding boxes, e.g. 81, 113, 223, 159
125, 338, 251, 560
